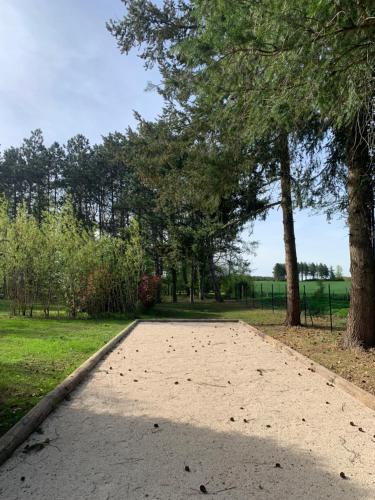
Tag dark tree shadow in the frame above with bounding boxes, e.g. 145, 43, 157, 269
0, 400, 371, 500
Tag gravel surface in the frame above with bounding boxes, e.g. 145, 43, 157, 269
1, 321, 374, 499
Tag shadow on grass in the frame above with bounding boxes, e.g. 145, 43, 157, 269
148, 300, 284, 317
0, 358, 75, 436
0, 404, 369, 499
299, 323, 345, 333
151, 300, 347, 331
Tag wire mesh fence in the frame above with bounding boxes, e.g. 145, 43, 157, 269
4, 280, 350, 328
5, 303, 70, 318
162, 280, 350, 331
234, 281, 350, 330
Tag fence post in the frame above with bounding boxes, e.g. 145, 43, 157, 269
303, 285, 307, 325
260, 284, 263, 309
328, 284, 333, 333
271, 283, 274, 313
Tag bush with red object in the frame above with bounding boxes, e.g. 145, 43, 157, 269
138, 274, 161, 309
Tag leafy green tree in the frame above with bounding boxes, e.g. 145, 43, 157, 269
3, 205, 43, 315
55, 202, 97, 317
335, 265, 344, 281
107, 0, 307, 325
0, 196, 146, 317
308, 263, 317, 280
0, 130, 52, 219
273, 263, 286, 281
47, 142, 65, 210
20, 129, 50, 221
317, 263, 328, 280
63, 135, 94, 226
117, 219, 145, 311
38, 210, 64, 315
109, 0, 375, 344
302, 263, 309, 281
329, 266, 336, 280
0, 147, 25, 217
0, 199, 9, 291
125, 112, 266, 303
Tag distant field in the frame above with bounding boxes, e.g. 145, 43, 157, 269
252, 279, 350, 295
246, 280, 351, 317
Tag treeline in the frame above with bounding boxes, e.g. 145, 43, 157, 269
0, 126, 256, 310
0, 129, 142, 233
273, 263, 344, 281
0, 202, 144, 317
105, 1, 374, 348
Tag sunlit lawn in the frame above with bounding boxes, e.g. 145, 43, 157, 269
0, 308, 132, 436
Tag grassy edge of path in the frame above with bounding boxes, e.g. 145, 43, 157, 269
0, 315, 133, 436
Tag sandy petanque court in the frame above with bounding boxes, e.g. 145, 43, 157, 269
1, 321, 375, 499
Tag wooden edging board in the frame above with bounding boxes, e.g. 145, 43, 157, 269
1, 317, 375, 468
0, 319, 140, 467
239, 320, 375, 412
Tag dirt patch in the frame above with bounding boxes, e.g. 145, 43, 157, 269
262, 323, 375, 397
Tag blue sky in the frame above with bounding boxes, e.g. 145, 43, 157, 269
0, 0, 350, 276
243, 209, 349, 277
0, 0, 163, 146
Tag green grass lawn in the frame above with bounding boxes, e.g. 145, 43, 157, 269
0, 310, 133, 436
149, 299, 286, 325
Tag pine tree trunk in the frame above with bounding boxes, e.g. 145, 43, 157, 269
155, 256, 162, 304
199, 263, 205, 301
171, 267, 177, 303
190, 258, 195, 304
111, 181, 115, 235
182, 259, 190, 296
209, 252, 223, 303
343, 116, 375, 348
280, 133, 300, 326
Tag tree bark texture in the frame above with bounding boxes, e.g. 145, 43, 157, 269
344, 115, 375, 348
209, 252, 223, 303
171, 267, 177, 303
280, 133, 301, 326
190, 258, 195, 304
